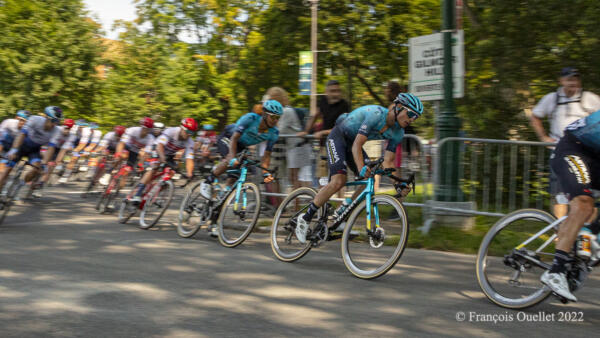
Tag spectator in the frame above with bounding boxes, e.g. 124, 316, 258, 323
530, 66, 600, 218
298, 80, 350, 182
266, 87, 313, 190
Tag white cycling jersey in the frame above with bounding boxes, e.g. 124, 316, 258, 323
121, 127, 155, 154
99, 131, 120, 149
22, 116, 61, 147
155, 127, 194, 159
0, 119, 22, 139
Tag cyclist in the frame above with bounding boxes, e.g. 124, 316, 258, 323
152, 122, 165, 138
129, 118, 198, 203
88, 125, 126, 186
0, 106, 63, 197
541, 109, 600, 302
195, 124, 217, 169
37, 118, 76, 196
111, 117, 155, 188
0, 110, 31, 154
59, 121, 102, 182
294, 93, 424, 243
199, 100, 283, 199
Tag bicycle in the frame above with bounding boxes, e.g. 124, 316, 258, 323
270, 157, 414, 279
82, 153, 113, 198
177, 149, 274, 248
117, 162, 185, 229
475, 204, 600, 309
0, 160, 38, 224
95, 161, 132, 214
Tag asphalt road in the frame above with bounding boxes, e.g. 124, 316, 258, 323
0, 184, 598, 337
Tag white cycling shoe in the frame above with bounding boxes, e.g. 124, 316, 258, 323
199, 181, 213, 200
541, 270, 577, 302
295, 213, 309, 244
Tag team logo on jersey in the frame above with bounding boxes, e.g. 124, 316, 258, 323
564, 155, 590, 184
327, 139, 340, 164
359, 123, 368, 134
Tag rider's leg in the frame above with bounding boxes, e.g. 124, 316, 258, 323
554, 195, 595, 257
0, 164, 15, 192
302, 173, 347, 223
132, 168, 155, 202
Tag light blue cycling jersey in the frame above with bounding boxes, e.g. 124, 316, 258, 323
566, 109, 600, 151
338, 105, 404, 152
224, 113, 279, 151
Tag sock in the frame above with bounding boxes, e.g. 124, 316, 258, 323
549, 249, 570, 274
302, 202, 319, 222
134, 183, 146, 197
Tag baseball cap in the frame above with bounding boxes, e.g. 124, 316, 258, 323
560, 67, 580, 78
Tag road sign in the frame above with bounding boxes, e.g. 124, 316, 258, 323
299, 51, 312, 96
409, 30, 464, 101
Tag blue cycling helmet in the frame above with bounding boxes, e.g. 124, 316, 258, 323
44, 106, 63, 121
89, 122, 99, 129
262, 99, 283, 116
394, 93, 424, 116
75, 119, 88, 127
203, 124, 214, 131
16, 110, 31, 120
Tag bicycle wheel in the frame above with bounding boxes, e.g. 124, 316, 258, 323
341, 194, 409, 279
97, 176, 121, 213
0, 175, 19, 225
217, 182, 261, 248
270, 187, 319, 262
476, 209, 556, 309
139, 180, 174, 229
177, 181, 211, 238
117, 198, 137, 224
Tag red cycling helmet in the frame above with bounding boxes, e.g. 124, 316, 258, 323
140, 117, 154, 129
114, 125, 126, 136
63, 118, 75, 129
181, 117, 198, 132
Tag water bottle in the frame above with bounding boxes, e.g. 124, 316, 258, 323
576, 227, 594, 260
333, 198, 352, 220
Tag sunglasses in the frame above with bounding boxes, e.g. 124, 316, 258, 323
265, 113, 281, 120
396, 105, 420, 120
185, 129, 195, 135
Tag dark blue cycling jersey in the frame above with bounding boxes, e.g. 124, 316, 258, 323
222, 113, 279, 151
565, 109, 600, 151
337, 105, 404, 152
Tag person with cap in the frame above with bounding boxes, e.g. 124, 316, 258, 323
530, 66, 600, 218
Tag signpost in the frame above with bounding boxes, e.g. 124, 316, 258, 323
409, 30, 464, 101
299, 51, 312, 96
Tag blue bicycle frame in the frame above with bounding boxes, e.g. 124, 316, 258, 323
334, 171, 383, 233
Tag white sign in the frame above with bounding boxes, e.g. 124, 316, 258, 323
409, 30, 464, 101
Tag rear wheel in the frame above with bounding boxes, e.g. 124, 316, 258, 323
139, 180, 174, 229
177, 181, 211, 238
217, 182, 261, 248
97, 175, 121, 213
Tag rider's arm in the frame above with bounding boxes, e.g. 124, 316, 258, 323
185, 158, 194, 178
530, 115, 555, 143
352, 134, 369, 175
10, 132, 25, 150
299, 109, 321, 136
73, 141, 87, 153
157, 143, 167, 163
55, 147, 68, 164
116, 141, 126, 154
43, 146, 56, 165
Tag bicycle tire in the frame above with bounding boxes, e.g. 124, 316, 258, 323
341, 194, 409, 279
270, 187, 317, 262
0, 167, 25, 225
176, 181, 210, 238
117, 198, 136, 224
139, 180, 174, 229
217, 182, 261, 248
476, 208, 554, 309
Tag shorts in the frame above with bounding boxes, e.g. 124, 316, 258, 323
216, 135, 246, 158
550, 133, 600, 201
1, 134, 14, 150
125, 145, 140, 168
3, 137, 42, 168
325, 126, 367, 177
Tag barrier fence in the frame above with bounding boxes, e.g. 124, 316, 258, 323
248, 134, 556, 232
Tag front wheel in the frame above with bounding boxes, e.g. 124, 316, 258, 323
341, 194, 409, 279
139, 180, 174, 229
476, 209, 556, 309
270, 187, 319, 262
217, 182, 261, 248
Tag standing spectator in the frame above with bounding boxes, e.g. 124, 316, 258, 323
530, 66, 600, 218
266, 87, 313, 190
298, 80, 350, 182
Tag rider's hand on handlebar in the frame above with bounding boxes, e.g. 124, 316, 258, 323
228, 157, 239, 168
263, 171, 274, 183
395, 182, 411, 198
7, 148, 18, 161
359, 165, 372, 178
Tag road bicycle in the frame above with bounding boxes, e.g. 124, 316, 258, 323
177, 149, 275, 248
476, 204, 600, 309
118, 162, 190, 229
95, 161, 132, 213
270, 157, 414, 279
0, 160, 39, 224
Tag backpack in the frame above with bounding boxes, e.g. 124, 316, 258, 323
551, 89, 594, 119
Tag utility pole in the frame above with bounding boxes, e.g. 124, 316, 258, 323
310, 0, 319, 116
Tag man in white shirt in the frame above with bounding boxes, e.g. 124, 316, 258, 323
530, 67, 600, 218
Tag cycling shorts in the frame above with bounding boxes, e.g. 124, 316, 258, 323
325, 126, 367, 178
550, 132, 600, 201
3, 137, 42, 168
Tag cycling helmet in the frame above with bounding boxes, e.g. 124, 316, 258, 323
76, 119, 88, 126
153, 122, 165, 130
16, 110, 31, 120
63, 119, 75, 129
203, 124, 214, 131
114, 125, 126, 136
44, 106, 63, 121
394, 93, 424, 116
140, 117, 154, 129
262, 99, 283, 116
181, 117, 198, 132
89, 122, 99, 129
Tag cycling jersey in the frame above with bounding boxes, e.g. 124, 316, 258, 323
0, 119, 22, 139
121, 127, 155, 154
65, 126, 101, 148
338, 105, 404, 152
155, 127, 195, 159
565, 109, 600, 151
222, 113, 279, 151
22, 116, 61, 147
98, 131, 120, 152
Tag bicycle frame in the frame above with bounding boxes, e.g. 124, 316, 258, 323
515, 216, 566, 252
